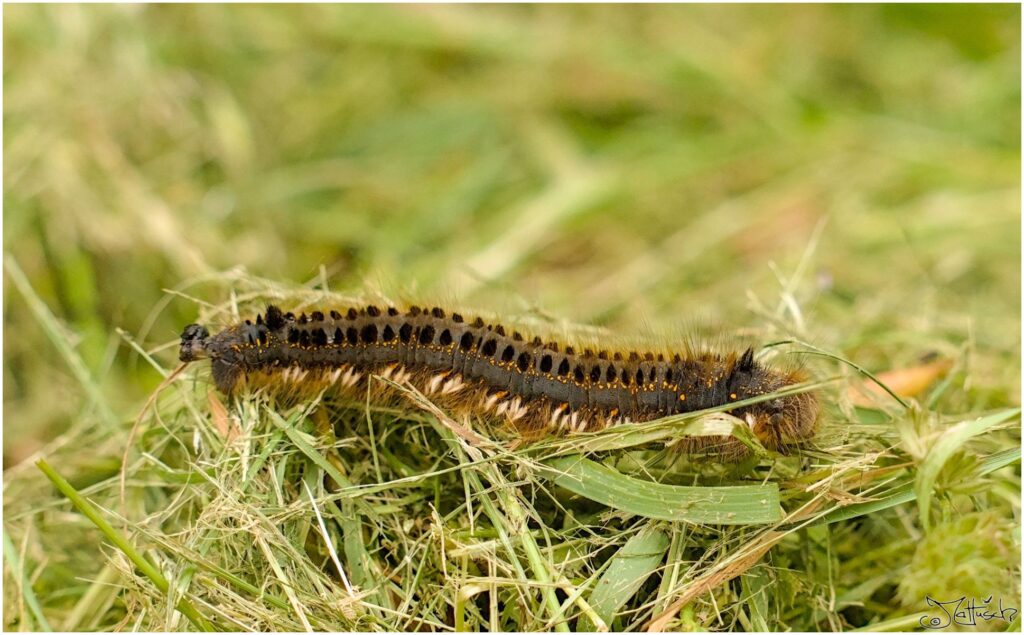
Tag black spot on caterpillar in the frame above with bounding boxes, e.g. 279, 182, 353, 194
179, 304, 819, 457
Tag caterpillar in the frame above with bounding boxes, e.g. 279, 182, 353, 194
178, 304, 819, 457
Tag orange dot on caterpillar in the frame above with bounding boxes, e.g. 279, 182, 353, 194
179, 303, 819, 458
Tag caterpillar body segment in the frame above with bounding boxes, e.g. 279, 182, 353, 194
179, 304, 819, 456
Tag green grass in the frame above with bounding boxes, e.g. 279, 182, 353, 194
3, 4, 1020, 632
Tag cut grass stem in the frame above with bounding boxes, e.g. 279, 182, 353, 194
34, 459, 215, 631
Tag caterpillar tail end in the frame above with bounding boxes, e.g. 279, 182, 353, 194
179, 323, 210, 362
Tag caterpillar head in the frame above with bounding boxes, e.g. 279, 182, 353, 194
179, 323, 210, 362
179, 322, 245, 394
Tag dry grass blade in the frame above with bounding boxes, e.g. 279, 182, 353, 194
646, 529, 788, 632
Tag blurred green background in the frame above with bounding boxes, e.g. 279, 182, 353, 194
4, 4, 1019, 464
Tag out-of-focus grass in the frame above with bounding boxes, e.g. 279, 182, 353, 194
3, 4, 1020, 632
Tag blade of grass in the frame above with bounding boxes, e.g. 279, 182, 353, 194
458, 456, 571, 632
541, 456, 781, 525
578, 524, 669, 631
849, 613, 931, 631
255, 536, 313, 632
394, 379, 587, 630
765, 339, 910, 409
429, 416, 606, 631
302, 480, 354, 596
546, 412, 751, 457
35, 459, 215, 631
268, 407, 392, 612
812, 441, 1021, 526
266, 407, 350, 487
60, 562, 121, 631
3, 529, 52, 631
167, 545, 293, 613
739, 564, 772, 631
5, 255, 118, 427
915, 408, 1020, 530
653, 524, 687, 616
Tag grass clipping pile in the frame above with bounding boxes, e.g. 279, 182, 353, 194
12, 288, 1022, 632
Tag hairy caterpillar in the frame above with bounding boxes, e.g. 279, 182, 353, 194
179, 304, 819, 457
